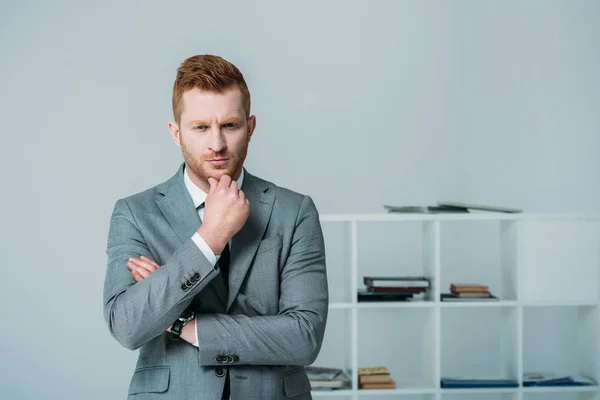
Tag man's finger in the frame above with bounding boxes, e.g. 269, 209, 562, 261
129, 258, 157, 273
133, 266, 149, 279
127, 260, 150, 274
132, 270, 143, 282
140, 256, 160, 269
238, 189, 246, 202
137, 266, 150, 278
219, 175, 232, 188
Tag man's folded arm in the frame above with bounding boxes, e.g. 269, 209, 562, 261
103, 198, 219, 350
195, 195, 329, 366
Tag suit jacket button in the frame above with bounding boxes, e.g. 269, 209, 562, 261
215, 356, 223, 363
190, 276, 197, 284
193, 272, 200, 279
227, 356, 234, 363
181, 283, 188, 291
215, 367, 225, 377
232, 355, 239, 362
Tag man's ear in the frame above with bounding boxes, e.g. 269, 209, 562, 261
247, 115, 256, 140
168, 121, 181, 148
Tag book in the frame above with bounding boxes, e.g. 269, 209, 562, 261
306, 366, 351, 390
305, 366, 344, 380
441, 293, 499, 302
450, 292, 491, 298
441, 378, 519, 388
523, 372, 596, 386
358, 291, 413, 302
309, 379, 350, 389
359, 374, 391, 384
360, 379, 396, 389
450, 283, 489, 292
358, 366, 389, 375
368, 287, 427, 293
437, 201, 522, 213
384, 205, 469, 214
364, 276, 430, 288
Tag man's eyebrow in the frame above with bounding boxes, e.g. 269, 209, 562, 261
188, 120, 209, 127
221, 116, 243, 122
188, 117, 243, 126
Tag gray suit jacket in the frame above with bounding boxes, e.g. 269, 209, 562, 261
103, 164, 328, 399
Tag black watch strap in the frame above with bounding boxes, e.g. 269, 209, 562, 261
170, 307, 195, 341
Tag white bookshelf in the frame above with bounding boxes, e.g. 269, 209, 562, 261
311, 212, 600, 400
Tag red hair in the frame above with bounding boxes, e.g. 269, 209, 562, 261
172, 55, 251, 123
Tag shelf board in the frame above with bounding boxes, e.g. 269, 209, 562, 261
319, 213, 600, 222
311, 390, 353, 397
330, 301, 436, 309
355, 301, 435, 309
356, 387, 438, 395
311, 386, 600, 396
521, 385, 599, 393
440, 300, 518, 308
313, 388, 438, 396
331, 301, 597, 309
320, 213, 519, 222
522, 300, 598, 307
441, 387, 519, 394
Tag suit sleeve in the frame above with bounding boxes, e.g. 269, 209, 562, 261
103, 199, 220, 350
195, 195, 329, 366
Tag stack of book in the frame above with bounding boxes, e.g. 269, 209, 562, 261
358, 276, 430, 302
358, 366, 396, 390
384, 202, 522, 214
384, 204, 469, 214
305, 366, 351, 390
441, 283, 498, 302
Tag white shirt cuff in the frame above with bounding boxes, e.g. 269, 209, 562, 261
191, 232, 218, 266
193, 321, 199, 348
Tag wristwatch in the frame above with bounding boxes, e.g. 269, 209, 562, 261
170, 307, 195, 341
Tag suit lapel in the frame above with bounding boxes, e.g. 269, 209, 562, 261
227, 170, 275, 311
155, 164, 200, 244
155, 164, 227, 305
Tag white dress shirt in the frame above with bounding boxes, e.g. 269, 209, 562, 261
183, 166, 244, 347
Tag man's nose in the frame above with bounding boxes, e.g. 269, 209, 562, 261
208, 128, 226, 153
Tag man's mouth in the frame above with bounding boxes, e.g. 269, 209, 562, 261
207, 158, 229, 167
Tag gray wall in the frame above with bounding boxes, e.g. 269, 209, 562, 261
1, 0, 598, 398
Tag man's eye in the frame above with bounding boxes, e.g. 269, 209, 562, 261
223, 123, 239, 129
194, 126, 207, 131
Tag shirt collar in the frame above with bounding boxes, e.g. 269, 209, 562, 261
183, 166, 245, 209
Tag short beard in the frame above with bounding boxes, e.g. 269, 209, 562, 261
180, 136, 248, 185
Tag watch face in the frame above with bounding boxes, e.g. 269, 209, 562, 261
181, 309, 194, 321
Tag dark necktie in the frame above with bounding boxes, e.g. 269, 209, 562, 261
219, 242, 230, 288
197, 202, 231, 399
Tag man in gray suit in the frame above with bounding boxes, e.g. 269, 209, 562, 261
103, 54, 328, 399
